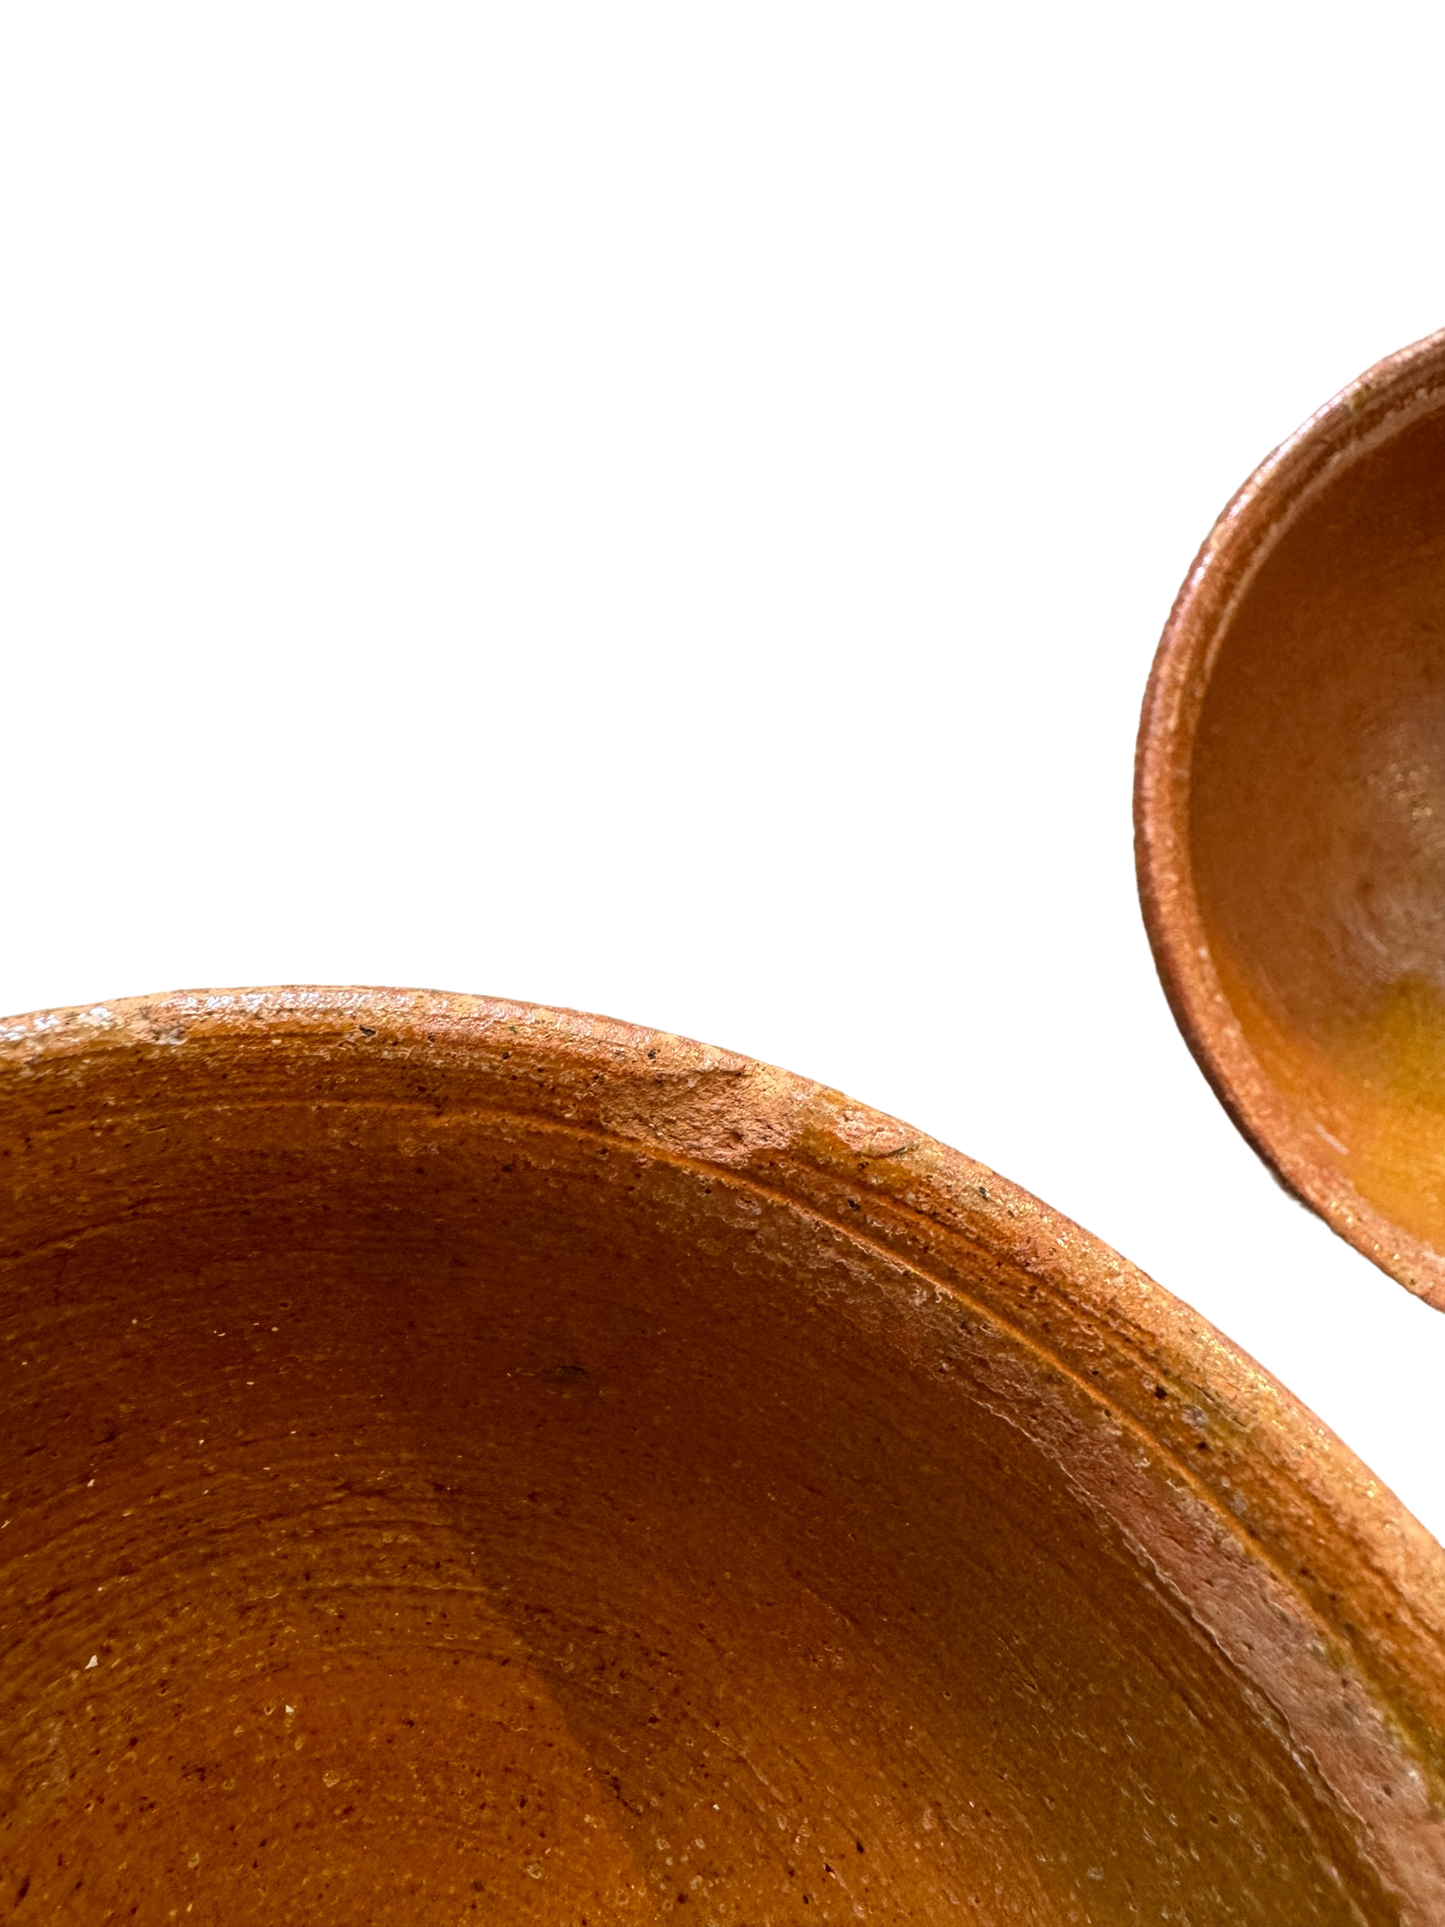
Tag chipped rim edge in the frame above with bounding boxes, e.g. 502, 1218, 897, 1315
5, 978, 1441, 1564
5, 982, 1445, 1912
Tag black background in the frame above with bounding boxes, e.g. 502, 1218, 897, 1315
5, 296, 1441, 1533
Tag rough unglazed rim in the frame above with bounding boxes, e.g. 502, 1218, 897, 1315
4, 983, 1445, 1781
5, 978, 1441, 1595
1135, 326, 1445, 1314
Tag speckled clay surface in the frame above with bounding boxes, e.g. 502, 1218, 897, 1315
3, 987, 1445, 1922
1138, 327, 1445, 1309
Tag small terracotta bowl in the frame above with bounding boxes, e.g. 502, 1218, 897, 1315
1137, 328, 1445, 1307
3, 989, 1445, 1923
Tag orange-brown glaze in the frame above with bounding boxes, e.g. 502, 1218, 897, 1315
3, 989, 1445, 1922
1139, 327, 1445, 1305
1195, 401, 1445, 1234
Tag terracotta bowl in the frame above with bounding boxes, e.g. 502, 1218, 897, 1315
3, 988, 1445, 1924
1137, 328, 1445, 1308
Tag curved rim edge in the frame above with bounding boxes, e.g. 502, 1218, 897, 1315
2, 978, 1445, 1911
1135, 327, 1445, 1313
0, 983, 1437, 1571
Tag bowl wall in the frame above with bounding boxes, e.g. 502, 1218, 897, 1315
1138, 329, 1445, 1304
3, 989, 1445, 1923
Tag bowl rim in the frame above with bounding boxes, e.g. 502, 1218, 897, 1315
1, 981, 1439, 1585
1135, 326, 1445, 1313
5, 981, 1445, 1915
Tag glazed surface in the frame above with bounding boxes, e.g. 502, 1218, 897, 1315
1195, 393, 1445, 1257
3, 990, 1444, 1922
1139, 329, 1445, 1306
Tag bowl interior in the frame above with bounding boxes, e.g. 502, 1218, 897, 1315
1188, 396, 1445, 1263
0, 997, 1431, 1923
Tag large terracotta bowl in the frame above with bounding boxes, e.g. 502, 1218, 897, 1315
3, 988, 1445, 1923
1137, 328, 1445, 1308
